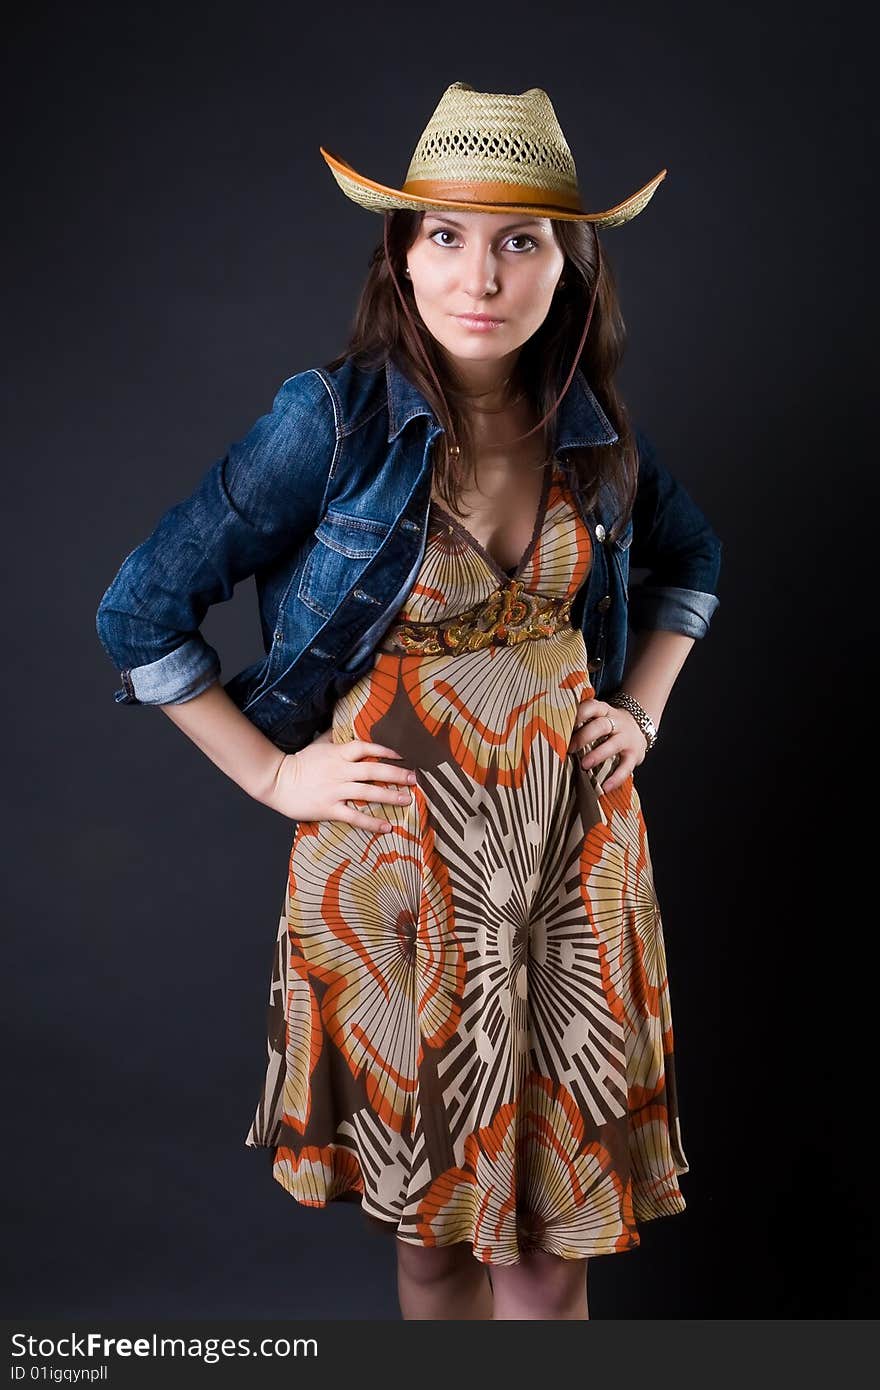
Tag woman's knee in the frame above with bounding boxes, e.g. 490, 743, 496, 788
396, 1237, 476, 1285
490, 1249, 589, 1315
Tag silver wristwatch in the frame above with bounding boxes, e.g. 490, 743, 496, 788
607, 690, 658, 751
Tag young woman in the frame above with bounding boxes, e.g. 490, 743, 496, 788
96, 82, 722, 1320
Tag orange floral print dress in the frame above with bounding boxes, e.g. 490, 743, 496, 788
245, 459, 689, 1265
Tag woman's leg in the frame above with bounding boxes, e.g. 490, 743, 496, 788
490, 1252, 589, 1320
396, 1238, 494, 1320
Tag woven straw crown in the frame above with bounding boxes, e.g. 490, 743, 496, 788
320, 81, 666, 227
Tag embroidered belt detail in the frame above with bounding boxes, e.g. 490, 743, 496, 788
378, 578, 574, 656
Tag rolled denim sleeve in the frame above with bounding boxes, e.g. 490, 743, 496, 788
627, 428, 723, 639
95, 369, 337, 706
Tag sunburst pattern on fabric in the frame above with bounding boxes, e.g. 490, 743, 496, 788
409, 1075, 638, 1264
245, 461, 689, 1263
281, 952, 323, 1134
283, 815, 466, 1133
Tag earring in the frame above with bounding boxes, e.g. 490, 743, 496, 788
404, 268, 411, 278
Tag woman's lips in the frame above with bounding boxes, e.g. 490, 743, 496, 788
455, 314, 505, 331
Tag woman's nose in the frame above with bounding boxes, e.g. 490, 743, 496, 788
461, 251, 499, 299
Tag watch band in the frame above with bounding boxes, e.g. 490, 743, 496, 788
607, 690, 658, 751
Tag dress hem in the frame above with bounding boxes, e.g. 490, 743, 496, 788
245, 1138, 687, 1265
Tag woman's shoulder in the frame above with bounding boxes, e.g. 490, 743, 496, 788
262, 356, 384, 433
305, 353, 391, 434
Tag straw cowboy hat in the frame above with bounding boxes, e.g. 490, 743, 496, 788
319, 80, 667, 226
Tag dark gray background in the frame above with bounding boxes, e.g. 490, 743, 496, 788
4, 0, 873, 1319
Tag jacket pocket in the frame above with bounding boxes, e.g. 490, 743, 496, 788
297, 510, 390, 620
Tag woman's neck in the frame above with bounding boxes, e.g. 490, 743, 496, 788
466, 393, 545, 464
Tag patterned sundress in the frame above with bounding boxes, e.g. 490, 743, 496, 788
245, 458, 690, 1266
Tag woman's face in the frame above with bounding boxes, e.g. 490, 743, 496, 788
404, 210, 565, 370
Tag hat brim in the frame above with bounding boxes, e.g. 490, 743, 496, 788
319, 147, 667, 227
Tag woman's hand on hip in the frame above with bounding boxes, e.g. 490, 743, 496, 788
259, 731, 418, 833
568, 697, 648, 795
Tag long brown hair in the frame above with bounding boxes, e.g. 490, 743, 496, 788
324, 209, 637, 536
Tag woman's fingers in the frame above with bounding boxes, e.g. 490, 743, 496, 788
354, 762, 416, 786
578, 734, 623, 770
341, 741, 416, 786
570, 705, 614, 744
597, 755, 630, 794
340, 740, 403, 760
338, 777, 414, 833
570, 705, 642, 769
343, 781, 414, 806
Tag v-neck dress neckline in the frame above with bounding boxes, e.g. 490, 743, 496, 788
429, 458, 557, 587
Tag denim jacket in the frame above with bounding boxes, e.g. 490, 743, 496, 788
95, 355, 722, 754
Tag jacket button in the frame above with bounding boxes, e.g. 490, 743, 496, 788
597, 595, 611, 612
587, 658, 603, 672
274, 631, 283, 643
595, 523, 606, 542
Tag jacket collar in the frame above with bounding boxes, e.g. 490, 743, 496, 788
385, 354, 619, 449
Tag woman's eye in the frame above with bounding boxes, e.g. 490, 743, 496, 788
427, 230, 538, 252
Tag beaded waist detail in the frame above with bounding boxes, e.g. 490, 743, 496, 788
378, 578, 574, 657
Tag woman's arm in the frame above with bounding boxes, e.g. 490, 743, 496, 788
620, 430, 720, 726
157, 680, 415, 837
95, 368, 337, 708
573, 629, 697, 794
573, 432, 720, 792
627, 428, 722, 639
619, 628, 696, 729
158, 680, 286, 805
